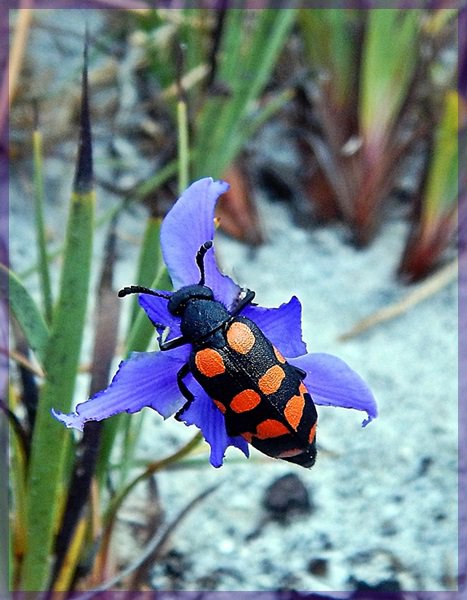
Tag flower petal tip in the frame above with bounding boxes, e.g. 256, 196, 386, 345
207, 177, 230, 193
361, 405, 378, 428
209, 455, 225, 469
51, 408, 84, 432
208, 437, 249, 468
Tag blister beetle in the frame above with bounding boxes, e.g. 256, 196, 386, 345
119, 241, 318, 467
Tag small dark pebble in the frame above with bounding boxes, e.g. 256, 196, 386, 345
416, 455, 433, 477
380, 519, 398, 537
262, 473, 313, 524
162, 549, 190, 581
308, 557, 328, 577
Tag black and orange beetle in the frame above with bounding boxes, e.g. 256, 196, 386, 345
119, 241, 318, 467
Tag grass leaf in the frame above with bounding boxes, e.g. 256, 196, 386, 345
20, 38, 95, 590
299, 9, 358, 113
32, 120, 53, 323
1, 264, 49, 364
360, 10, 420, 158
192, 9, 296, 179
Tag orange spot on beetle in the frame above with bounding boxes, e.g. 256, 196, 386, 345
273, 346, 286, 363
255, 419, 290, 439
195, 348, 225, 377
308, 422, 317, 443
241, 432, 254, 443
258, 365, 285, 395
226, 321, 255, 354
231, 389, 261, 413
284, 394, 305, 430
213, 399, 226, 414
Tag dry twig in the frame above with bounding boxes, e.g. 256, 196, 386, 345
339, 258, 458, 341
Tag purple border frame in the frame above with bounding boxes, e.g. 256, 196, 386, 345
1, 1, 10, 598
2, 1, 463, 598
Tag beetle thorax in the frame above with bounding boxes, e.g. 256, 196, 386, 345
167, 284, 230, 343
180, 298, 230, 344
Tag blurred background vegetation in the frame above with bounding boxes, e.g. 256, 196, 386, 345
4, 5, 460, 594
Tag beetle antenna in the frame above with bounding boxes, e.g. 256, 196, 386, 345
196, 240, 213, 286
118, 285, 171, 299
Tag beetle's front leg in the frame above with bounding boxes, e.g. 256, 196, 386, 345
159, 334, 190, 351
174, 363, 194, 420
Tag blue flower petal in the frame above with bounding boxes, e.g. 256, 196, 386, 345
160, 177, 241, 310
241, 296, 307, 358
288, 353, 378, 426
52, 176, 378, 469
138, 292, 182, 340
52, 347, 190, 431
177, 375, 249, 467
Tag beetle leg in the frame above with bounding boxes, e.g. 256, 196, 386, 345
174, 363, 194, 420
231, 288, 256, 315
159, 334, 189, 351
293, 365, 307, 380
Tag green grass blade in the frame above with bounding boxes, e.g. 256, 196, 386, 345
133, 159, 178, 199
193, 9, 296, 179
128, 217, 166, 327
175, 41, 190, 193
299, 9, 358, 111
95, 214, 170, 486
398, 90, 458, 280
1, 264, 49, 364
177, 97, 190, 193
20, 41, 95, 591
21, 193, 95, 592
96, 226, 171, 486
422, 90, 458, 220
360, 9, 420, 155
19, 160, 177, 283
32, 122, 53, 323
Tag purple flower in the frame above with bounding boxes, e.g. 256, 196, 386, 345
52, 178, 377, 467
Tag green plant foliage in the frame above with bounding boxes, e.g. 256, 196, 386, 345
3, 265, 49, 364
299, 9, 358, 114
32, 126, 53, 323
360, 10, 420, 158
423, 91, 458, 220
298, 7, 456, 263
399, 90, 458, 280
15, 39, 96, 591
192, 9, 296, 179
134, 8, 296, 182
20, 190, 95, 589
